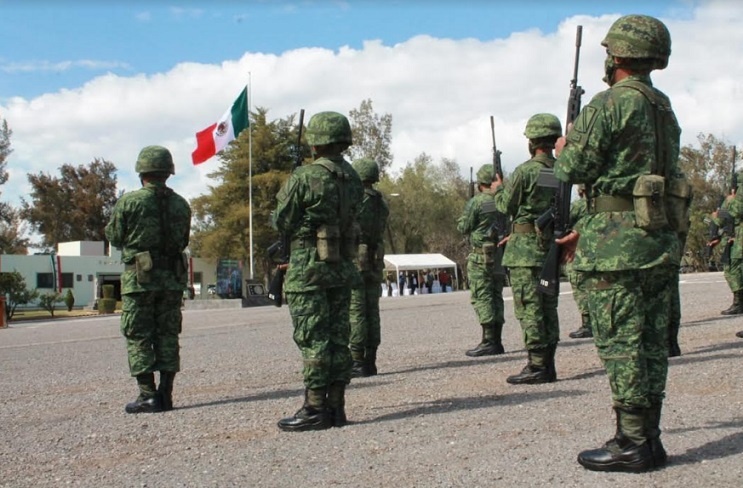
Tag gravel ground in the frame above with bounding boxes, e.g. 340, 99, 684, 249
1, 271, 742, 488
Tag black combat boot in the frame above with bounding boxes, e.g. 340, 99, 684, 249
466, 324, 504, 357
365, 347, 378, 376
125, 373, 163, 414
568, 314, 593, 339
158, 371, 176, 411
506, 350, 553, 385
720, 291, 743, 315
645, 402, 667, 468
578, 407, 655, 473
350, 349, 369, 378
326, 382, 347, 427
277, 388, 331, 432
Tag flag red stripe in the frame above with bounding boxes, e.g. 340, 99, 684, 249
191, 122, 218, 165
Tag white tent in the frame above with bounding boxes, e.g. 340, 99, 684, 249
383, 253, 459, 294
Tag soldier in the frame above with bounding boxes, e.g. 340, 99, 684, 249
272, 111, 363, 431
553, 15, 682, 472
105, 146, 192, 414
349, 158, 389, 377
708, 184, 742, 315
493, 113, 562, 384
457, 164, 506, 357
567, 185, 592, 339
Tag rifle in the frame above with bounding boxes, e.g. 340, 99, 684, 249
488, 115, 509, 274
536, 25, 584, 296
469, 166, 475, 198
267, 108, 305, 307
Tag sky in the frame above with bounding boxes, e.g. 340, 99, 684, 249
1, 0, 742, 234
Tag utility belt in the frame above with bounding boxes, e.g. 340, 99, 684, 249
511, 222, 536, 234
291, 224, 358, 262
588, 195, 634, 213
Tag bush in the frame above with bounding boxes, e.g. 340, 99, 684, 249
38, 292, 63, 317
0, 271, 40, 320
64, 289, 75, 312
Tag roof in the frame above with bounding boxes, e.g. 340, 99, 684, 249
383, 253, 457, 271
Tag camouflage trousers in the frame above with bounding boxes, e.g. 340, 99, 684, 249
286, 288, 353, 389
509, 266, 559, 349
120, 290, 183, 377
723, 257, 743, 293
582, 265, 674, 409
568, 267, 589, 317
466, 254, 505, 327
349, 278, 382, 353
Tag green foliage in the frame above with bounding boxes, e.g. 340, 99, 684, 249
21, 158, 119, 248
64, 289, 75, 312
0, 118, 29, 254
38, 292, 63, 317
679, 133, 738, 271
102, 284, 114, 299
347, 99, 393, 176
0, 271, 39, 320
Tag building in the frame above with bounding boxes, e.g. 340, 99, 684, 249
0, 241, 218, 309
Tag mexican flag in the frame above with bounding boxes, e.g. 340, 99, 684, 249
192, 88, 249, 165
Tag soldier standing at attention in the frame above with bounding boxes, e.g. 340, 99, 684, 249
349, 158, 389, 377
708, 184, 742, 316
554, 15, 682, 472
272, 112, 363, 431
567, 185, 592, 339
105, 146, 192, 414
492, 114, 562, 384
457, 164, 506, 357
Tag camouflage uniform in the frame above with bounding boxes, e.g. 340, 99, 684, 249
494, 113, 561, 384
105, 145, 191, 414
554, 15, 681, 472
273, 111, 363, 431
349, 158, 389, 377
567, 192, 592, 339
713, 196, 743, 315
457, 164, 506, 357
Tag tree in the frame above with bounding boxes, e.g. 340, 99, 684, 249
0, 271, 39, 320
190, 108, 306, 282
678, 133, 738, 271
347, 99, 394, 175
38, 291, 63, 317
0, 118, 29, 253
22, 159, 119, 248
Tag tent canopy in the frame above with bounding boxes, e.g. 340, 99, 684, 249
383, 253, 456, 272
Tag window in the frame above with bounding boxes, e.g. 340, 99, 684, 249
76, 274, 82, 282
61, 273, 73, 288
37, 273, 54, 289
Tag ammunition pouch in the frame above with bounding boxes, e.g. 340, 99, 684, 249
665, 174, 692, 234
633, 174, 668, 231
482, 242, 497, 265
357, 243, 370, 272
342, 222, 360, 261
316, 224, 341, 263
134, 251, 153, 284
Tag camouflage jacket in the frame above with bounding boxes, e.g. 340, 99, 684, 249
569, 197, 588, 231
355, 187, 389, 282
494, 153, 556, 267
554, 74, 681, 271
723, 195, 743, 259
272, 155, 363, 291
105, 181, 191, 294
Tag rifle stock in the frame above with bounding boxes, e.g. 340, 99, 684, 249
537, 25, 583, 296
267, 108, 305, 307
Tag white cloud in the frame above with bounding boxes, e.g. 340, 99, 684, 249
1, 59, 131, 74
1, 3, 742, 216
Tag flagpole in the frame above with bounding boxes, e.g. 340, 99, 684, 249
247, 77, 254, 280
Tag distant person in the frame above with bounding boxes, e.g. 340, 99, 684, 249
105, 145, 192, 414
349, 158, 389, 378
457, 164, 507, 357
439, 270, 449, 292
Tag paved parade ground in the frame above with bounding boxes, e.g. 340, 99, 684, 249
1, 272, 742, 487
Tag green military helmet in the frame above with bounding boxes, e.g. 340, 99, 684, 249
135, 145, 175, 175
524, 113, 562, 139
352, 158, 380, 183
476, 164, 494, 184
601, 15, 671, 70
305, 111, 353, 146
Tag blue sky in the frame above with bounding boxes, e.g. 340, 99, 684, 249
1, 0, 687, 101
